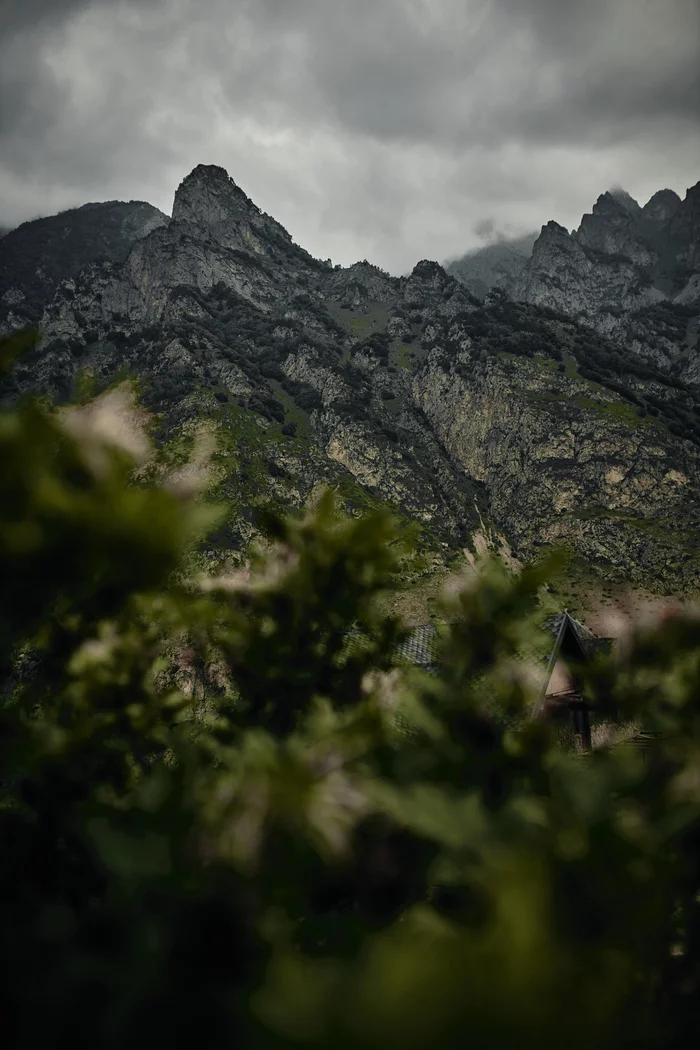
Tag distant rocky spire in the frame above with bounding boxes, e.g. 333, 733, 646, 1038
606, 187, 642, 217
168, 163, 294, 257
575, 190, 654, 265
667, 180, 700, 269
534, 220, 571, 246
171, 164, 260, 226
641, 188, 682, 224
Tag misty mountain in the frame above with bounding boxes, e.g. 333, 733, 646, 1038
512, 186, 699, 374
3, 164, 700, 610
444, 232, 538, 300
447, 185, 700, 382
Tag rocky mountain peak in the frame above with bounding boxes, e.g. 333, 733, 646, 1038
642, 188, 682, 224
401, 259, 452, 301
575, 190, 655, 266
443, 233, 537, 301
583, 191, 636, 224
5, 164, 700, 603
172, 164, 262, 226
534, 220, 571, 247
410, 259, 449, 285
0, 199, 169, 336
606, 188, 642, 217
323, 259, 398, 304
167, 162, 302, 267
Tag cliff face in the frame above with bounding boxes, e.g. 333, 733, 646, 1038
668, 182, 700, 271
413, 343, 700, 590
642, 189, 682, 226
3, 164, 700, 596
576, 192, 655, 267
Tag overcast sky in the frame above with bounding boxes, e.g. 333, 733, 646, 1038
1, 0, 699, 274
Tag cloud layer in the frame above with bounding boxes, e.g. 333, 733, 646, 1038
1, 0, 698, 273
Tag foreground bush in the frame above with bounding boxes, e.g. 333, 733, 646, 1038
1, 331, 700, 1048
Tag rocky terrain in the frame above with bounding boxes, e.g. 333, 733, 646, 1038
2, 164, 700, 607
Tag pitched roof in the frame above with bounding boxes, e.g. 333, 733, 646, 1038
345, 612, 610, 688
394, 624, 441, 669
342, 623, 442, 675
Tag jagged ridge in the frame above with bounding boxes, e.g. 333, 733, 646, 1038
2, 164, 700, 600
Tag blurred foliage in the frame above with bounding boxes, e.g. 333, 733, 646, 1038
2, 330, 700, 1048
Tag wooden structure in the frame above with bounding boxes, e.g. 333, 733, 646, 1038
532, 611, 603, 751
347, 611, 613, 752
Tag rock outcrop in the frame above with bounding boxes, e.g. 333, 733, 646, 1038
642, 189, 682, 226
668, 181, 700, 271
413, 342, 700, 590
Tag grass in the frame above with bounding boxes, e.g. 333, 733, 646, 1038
392, 342, 416, 370
572, 396, 655, 429
325, 299, 396, 339
390, 338, 429, 371
522, 383, 661, 433
562, 353, 580, 380
534, 354, 559, 372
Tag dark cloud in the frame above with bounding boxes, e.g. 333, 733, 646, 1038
0, 0, 93, 34
0, 0, 698, 273
214, 0, 700, 149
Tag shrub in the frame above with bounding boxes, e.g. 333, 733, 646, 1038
268, 460, 288, 479
295, 387, 323, 413
260, 363, 285, 380
4, 330, 700, 1048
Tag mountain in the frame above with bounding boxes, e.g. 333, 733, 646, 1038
3, 164, 700, 611
444, 232, 537, 300
0, 200, 169, 336
509, 185, 700, 377
447, 186, 700, 384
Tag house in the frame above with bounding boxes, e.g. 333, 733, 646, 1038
382, 612, 614, 751
346, 612, 664, 755
530, 612, 613, 750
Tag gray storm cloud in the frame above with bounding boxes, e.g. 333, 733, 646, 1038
0, 0, 698, 273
